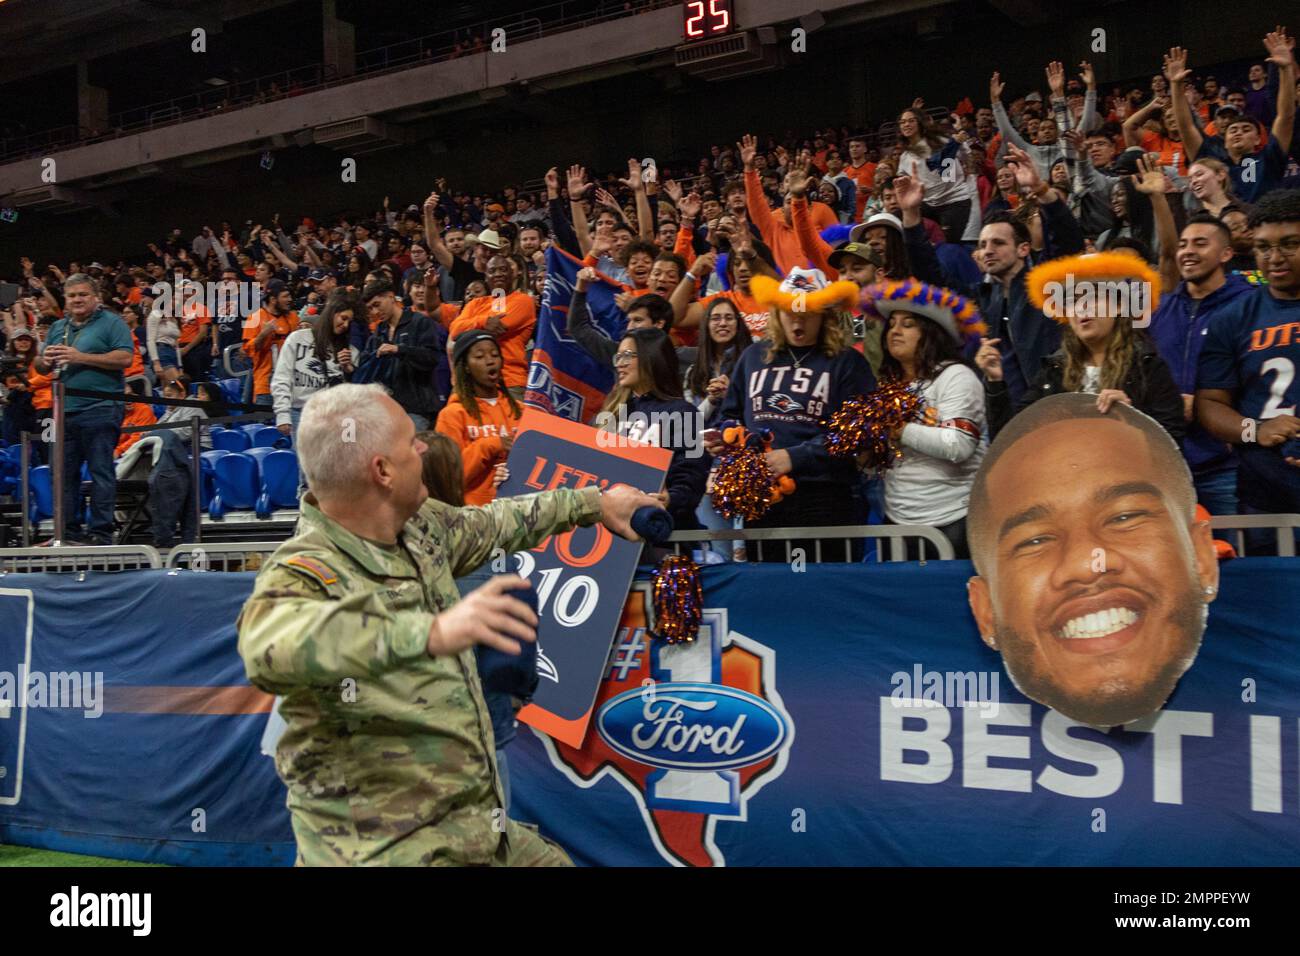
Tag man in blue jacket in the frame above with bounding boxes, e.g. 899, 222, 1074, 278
1148, 214, 1254, 522
896, 147, 1083, 406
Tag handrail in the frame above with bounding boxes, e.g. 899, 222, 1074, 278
667, 524, 956, 562
1208, 514, 1300, 557
0, 545, 162, 573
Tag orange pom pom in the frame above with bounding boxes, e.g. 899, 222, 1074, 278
724, 426, 741, 445
778, 476, 796, 494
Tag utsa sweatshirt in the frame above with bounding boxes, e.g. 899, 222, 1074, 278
719, 340, 875, 483
435, 392, 521, 506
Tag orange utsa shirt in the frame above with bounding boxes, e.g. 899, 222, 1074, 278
124, 334, 145, 379
242, 308, 299, 397
448, 291, 536, 390
435, 392, 522, 505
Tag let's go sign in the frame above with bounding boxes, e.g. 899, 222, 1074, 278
496, 410, 669, 747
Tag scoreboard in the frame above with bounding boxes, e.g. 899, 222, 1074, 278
682, 0, 735, 40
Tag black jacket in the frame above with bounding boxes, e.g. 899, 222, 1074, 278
362, 308, 446, 418
621, 393, 709, 531
986, 336, 1186, 442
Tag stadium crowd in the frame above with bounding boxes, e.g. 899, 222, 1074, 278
2, 26, 1299, 558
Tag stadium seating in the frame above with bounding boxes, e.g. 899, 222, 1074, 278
28, 465, 53, 522
199, 449, 232, 510
257, 450, 300, 516
209, 453, 259, 518
211, 427, 251, 452
249, 425, 291, 449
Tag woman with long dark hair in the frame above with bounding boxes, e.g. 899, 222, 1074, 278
684, 298, 753, 427
271, 290, 356, 439
435, 329, 523, 506
597, 327, 708, 530
895, 107, 976, 243
980, 252, 1185, 441
865, 281, 989, 559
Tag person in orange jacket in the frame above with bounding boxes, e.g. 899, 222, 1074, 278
115, 380, 157, 458
435, 329, 523, 506
448, 255, 535, 398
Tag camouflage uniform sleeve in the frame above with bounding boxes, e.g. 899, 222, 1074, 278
444, 487, 603, 577
235, 555, 433, 695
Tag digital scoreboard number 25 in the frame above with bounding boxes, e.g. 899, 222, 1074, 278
683, 0, 734, 40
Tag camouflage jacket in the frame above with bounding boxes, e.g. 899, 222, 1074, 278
236, 487, 602, 865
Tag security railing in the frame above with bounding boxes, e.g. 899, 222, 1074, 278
1208, 514, 1300, 558
0, 545, 161, 574
165, 542, 283, 572
667, 524, 957, 563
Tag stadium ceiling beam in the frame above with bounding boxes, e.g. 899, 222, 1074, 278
0, 0, 300, 85
982, 0, 1065, 27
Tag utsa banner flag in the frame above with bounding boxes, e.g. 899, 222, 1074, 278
525, 246, 625, 424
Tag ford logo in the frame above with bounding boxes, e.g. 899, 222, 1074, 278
595, 682, 789, 771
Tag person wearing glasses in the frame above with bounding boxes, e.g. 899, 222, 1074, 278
596, 328, 708, 531
1196, 189, 1300, 553
359, 279, 446, 430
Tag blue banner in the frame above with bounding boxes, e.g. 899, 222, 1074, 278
510, 560, 1300, 866
0, 573, 293, 866
524, 246, 625, 424
2, 560, 1298, 866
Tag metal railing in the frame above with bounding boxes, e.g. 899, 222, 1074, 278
0, 545, 161, 574
1208, 514, 1300, 558
4, 516, 1299, 573
165, 542, 283, 571
667, 524, 956, 563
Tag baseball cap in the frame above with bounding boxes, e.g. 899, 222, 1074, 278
307, 269, 330, 282
1024, 92, 1043, 103
451, 328, 498, 366
828, 240, 883, 270
87, 262, 106, 271
265, 278, 288, 296
486, 203, 505, 214
850, 213, 904, 243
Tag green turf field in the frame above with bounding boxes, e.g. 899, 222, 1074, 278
0, 845, 161, 867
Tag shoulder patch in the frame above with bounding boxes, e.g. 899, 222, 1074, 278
283, 555, 340, 589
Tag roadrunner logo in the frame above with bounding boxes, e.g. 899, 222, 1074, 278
538, 585, 794, 866
767, 392, 803, 413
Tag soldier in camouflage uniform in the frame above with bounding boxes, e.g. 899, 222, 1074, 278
237, 384, 657, 865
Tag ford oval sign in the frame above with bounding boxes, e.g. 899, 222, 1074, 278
595, 682, 790, 771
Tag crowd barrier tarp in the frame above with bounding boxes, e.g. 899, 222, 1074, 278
509, 560, 1300, 867
0, 572, 294, 866
1, 561, 1299, 867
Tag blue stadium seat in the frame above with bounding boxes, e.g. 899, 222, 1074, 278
200, 449, 232, 511
250, 425, 290, 449
212, 428, 251, 452
209, 452, 259, 518
257, 450, 300, 516
215, 378, 242, 407
29, 465, 53, 522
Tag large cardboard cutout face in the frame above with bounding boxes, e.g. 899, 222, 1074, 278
966, 394, 1220, 727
